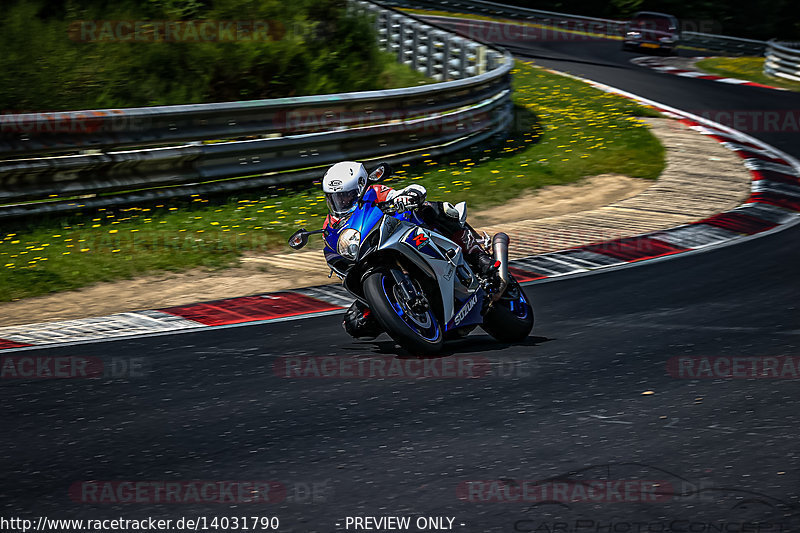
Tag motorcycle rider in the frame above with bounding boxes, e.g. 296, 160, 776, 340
321, 161, 496, 339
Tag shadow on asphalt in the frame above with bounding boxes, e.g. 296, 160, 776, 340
341, 334, 554, 358
500, 42, 633, 69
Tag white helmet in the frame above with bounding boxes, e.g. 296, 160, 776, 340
322, 161, 368, 217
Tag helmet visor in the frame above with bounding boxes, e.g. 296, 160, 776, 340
326, 189, 359, 217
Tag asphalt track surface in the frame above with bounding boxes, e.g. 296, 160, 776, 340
495, 35, 800, 155
3, 21, 800, 533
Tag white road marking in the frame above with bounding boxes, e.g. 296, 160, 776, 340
0, 310, 203, 345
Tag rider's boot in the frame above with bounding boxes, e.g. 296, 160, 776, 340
419, 201, 497, 278
452, 226, 495, 276
440, 202, 497, 278
343, 300, 383, 339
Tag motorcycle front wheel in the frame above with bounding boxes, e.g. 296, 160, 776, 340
363, 268, 444, 355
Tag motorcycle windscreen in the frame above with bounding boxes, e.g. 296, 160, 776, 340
347, 202, 384, 239
323, 188, 386, 260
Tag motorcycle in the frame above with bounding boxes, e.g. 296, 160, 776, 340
288, 162, 533, 354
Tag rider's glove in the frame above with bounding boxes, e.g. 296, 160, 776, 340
393, 194, 419, 213
392, 185, 426, 213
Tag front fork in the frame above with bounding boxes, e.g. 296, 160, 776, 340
389, 268, 429, 313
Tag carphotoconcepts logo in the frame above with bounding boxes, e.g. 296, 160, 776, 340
667, 356, 800, 379
68, 480, 331, 504
274, 107, 500, 136
509, 228, 632, 255
513, 519, 785, 532
68, 20, 286, 42
0, 356, 146, 379
36, 230, 282, 257
501, 463, 798, 531
457, 480, 673, 503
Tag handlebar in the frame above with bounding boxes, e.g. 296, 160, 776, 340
360, 199, 397, 212
361, 198, 423, 214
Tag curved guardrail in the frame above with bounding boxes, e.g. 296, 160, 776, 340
0, 0, 512, 218
764, 40, 800, 83
680, 31, 766, 56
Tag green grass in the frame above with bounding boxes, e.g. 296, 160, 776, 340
696, 57, 800, 92
376, 57, 433, 89
0, 61, 664, 302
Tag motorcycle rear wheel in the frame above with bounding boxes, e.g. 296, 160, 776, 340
363, 269, 444, 355
481, 276, 534, 343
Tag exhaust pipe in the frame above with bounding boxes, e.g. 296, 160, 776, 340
491, 232, 510, 301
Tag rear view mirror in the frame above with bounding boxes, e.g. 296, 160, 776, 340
288, 229, 309, 250
368, 162, 393, 182
288, 228, 325, 250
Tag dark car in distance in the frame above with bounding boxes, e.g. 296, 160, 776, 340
622, 11, 680, 55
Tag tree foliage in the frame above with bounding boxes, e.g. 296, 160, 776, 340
0, 0, 397, 111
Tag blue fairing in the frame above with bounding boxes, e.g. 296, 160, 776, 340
445, 288, 486, 330
324, 187, 416, 260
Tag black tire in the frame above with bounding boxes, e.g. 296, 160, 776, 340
481, 277, 534, 343
363, 269, 444, 355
